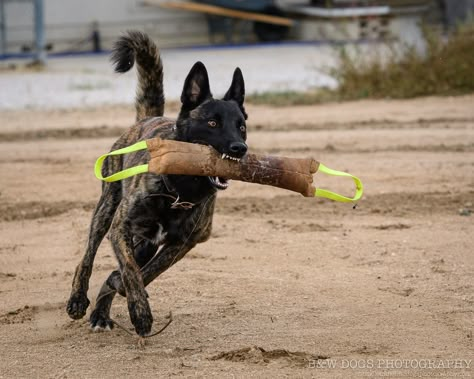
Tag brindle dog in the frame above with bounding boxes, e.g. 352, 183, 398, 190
66, 31, 248, 336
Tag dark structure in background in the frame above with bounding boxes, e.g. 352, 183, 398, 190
199, 0, 290, 42
308, 0, 474, 28
1, 0, 474, 61
0, 0, 46, 63
440, 0, 474, 29
91, 21, 101, 53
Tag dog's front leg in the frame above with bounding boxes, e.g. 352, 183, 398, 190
67, 182, 121, 320
110, 200, 153, 336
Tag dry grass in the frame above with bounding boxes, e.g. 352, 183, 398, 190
335, 23, 474, 99
246, 88, 338, 106
247, 22, 474, 106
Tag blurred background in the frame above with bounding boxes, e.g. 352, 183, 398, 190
1, 0, 473, 56
1, 0, 473, 109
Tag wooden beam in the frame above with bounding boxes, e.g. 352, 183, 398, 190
144, 0, 293, 26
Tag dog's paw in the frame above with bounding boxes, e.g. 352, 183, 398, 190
66, 292, 90, 320
128, 297, 153, 337
89, 310, 114, 332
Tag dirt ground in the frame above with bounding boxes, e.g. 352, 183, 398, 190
0, 96, 473, 378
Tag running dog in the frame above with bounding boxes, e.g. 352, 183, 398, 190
66, 31, 248, 337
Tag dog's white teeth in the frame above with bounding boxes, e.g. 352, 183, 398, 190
221, 153, 241, 162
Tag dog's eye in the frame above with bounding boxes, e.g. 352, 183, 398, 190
240, 125, 246, 133
208, 120, 218, 128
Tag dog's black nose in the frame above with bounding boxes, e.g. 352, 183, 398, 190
229, 142, 248, 157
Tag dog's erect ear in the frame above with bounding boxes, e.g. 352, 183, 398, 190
181, 61, 212, 110
224, 67, 247, 119
224, 67, 245, 106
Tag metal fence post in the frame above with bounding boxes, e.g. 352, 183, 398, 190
0, 0, 6, 55
34, 0, 46, 64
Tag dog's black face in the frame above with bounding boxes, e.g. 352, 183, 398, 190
176, 62, 248, 190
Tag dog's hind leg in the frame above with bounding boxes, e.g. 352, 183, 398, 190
139, 202, 215, 286
108, 229, 212, 297
107, 200, 215, 296
66, 180, 122, 320
88, 279, 116, 331
89, 240, 157, 331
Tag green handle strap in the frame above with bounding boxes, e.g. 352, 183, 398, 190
94, 140, 149, 182
314, 163, 363, 203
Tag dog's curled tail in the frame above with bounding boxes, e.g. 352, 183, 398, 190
111, 30, 165, 120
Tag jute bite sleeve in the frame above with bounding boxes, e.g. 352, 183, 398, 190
146, 138, 318, 197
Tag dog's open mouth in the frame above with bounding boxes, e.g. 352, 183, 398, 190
208, 176, 229, 190
207, 153, 242, 190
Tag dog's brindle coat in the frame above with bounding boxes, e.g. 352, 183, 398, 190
66, 31, 248, 336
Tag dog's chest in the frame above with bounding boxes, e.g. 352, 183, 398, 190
152, 223, 167, 245
130, 193, 209, 245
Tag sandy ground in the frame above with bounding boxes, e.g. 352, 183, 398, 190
0, 96, 473, 378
